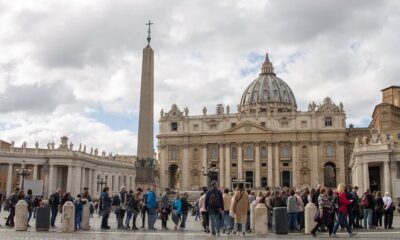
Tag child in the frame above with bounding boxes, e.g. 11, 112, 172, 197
74, 194, 83, 230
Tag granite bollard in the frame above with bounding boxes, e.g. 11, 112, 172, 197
250, 201, 258, 232
15, 200, 28, 231
62, 201, 75, 232
304, 203, 317, 234
254, 203, 268, 235
81, 200, 90, 230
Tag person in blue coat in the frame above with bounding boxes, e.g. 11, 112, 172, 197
100, 187, 112, 230
146, 184, 158, 230
172, 193, 182, 230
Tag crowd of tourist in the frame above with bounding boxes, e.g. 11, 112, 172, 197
0, 181, 399, 237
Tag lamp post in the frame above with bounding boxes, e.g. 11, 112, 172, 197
16, 164, 31, 191
97, 177, 107, 191
201, 160, 219, 187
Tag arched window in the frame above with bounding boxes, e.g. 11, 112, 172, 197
210, 146, 218, 160
245, 145, 253, 159
231, 147, 238, 160
193, 148, 199, 160
261, 147, 267, 159
326, 144, 334, 157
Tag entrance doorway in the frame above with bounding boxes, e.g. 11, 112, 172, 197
209, 171, 218, 187
369, 166, 381, 192
281, 171, 291, 187
324, 162, 337, 188
245, 171, 254, 188
261, 177, 268, 188
168, 164, 179, 190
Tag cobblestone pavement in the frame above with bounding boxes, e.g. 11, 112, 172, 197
1, 210, 400, 239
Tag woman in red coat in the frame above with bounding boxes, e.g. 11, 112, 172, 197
332, 183, 357, 237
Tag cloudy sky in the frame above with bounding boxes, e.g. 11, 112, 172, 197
0, 0, 399, 154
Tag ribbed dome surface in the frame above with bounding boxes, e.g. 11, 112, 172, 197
239, 53, 297, 112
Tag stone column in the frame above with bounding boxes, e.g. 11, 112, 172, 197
337, 141, 345, 183
292, 143, 298, 187
255, 143, 261, 188
304, 203, 317, 234
33, 164, 38, 180
383, 160, 391, 194
160, 146, 167, 190
267, 144, 273, 187
6, 163, 13, 196
219, 144, 225, 188
81, 168, 86, 189
67, 165, 73, 193
225, 143, 231, 188
74, 166, 82, 196
81, 200, 91, 230
254, 203, 268, 235
61, 201, 75, 232
48, 164, 55, 194
311, 142, 319, 186
87, 168, 92, 194
20, 162, 26, 188
15, 200, 28, 231
363, 162, 369, 192
238, 143, 243, 181
202, 144, 208, 186
355, 161, 363, 192
274, 144, 280, 187
182, 144, 189, 190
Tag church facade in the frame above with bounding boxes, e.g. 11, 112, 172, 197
158, 54, 362, 190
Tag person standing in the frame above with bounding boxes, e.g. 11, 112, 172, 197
131, 188, 143, 230
199, 190, 209, 233
351, 186, 361, 228
100, 187, 112, 230
146, 184, 158, 230
230, 182, 249, 237
117, 186, 128, 229
287, 189, 299, 232
125, 190, 134, 228
160, 188, 171, 230
172, 192, 182, 231
383, 192, 394, 229
222, 188, 232, 235
49, 188, 61, 227
295, 189, 305, 230
332, 183, 357, 237
140, 188, 149, 228
205, 181, 224, 237
74, 194, 84, 231
246, 190, 255, 232
310, 187, 334, 237
24, 189, 34, 227
361, 189, 374, 229
374, 191, 384, 229
180, 192, 190, 230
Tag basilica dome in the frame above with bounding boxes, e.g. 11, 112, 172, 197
239, 53, 297, 113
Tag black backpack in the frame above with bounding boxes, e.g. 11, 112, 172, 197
209, 193, 219, 209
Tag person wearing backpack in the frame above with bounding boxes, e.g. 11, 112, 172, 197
24, 189, 34, 227
362, 189, 374, 229
125, 190, 134, 228
171, 192, 182, 231
146, 184, 158, 230
332, 183, 357, 238
205, 180, 224, 237
287, 189, 300, 232
100, 187, 112, 229
351, 186, 361, 228
116, 186, 128, 229
230, 182, 249, 237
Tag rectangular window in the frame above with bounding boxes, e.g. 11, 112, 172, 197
232, 163, 237, 167
280, 121, 289, 128
260, 122, 266, 128
193, 124, 199, 131
325, 117, 333, 127
261, 162, 267, 167
209, 123, 217, 130
301, 121, 307, 128
283, 163, 289, 167
171, 122, 178, 131
231, 122, 236, 128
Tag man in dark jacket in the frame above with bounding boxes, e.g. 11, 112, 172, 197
117, 186, 128, 229
100, 187, 112, 229
205, 181, 224, 236
180, 192, 190, 230
362, 189, 374, 229
351, 186, 361, 228
5, 187, 20, 227
49, 188, 61, 227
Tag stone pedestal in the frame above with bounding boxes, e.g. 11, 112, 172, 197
254, 203, 268, 235
305, 203, 317, 234
15, 200, 28, 231
62, 201, 75, 232
250, 201, 258, 231
81, 200, 91, 230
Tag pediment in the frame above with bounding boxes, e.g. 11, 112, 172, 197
224, 121, 272, 134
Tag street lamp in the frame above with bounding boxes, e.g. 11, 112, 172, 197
97, 177, 107, 191
201, 160, 219, 186
16, 164, 31, 191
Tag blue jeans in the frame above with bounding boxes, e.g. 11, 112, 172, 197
223, 211, 232, 232
333, 212, 352, 234
180, 212, 188, 228
75, 211, 82, 230
50, 207, 58, 226
364, 209, 373, 229
28, 210, 33, 223
288, 212, 298, 230
235, 223, 246, 234
297, 211, 304, 229
125, 210, 132, 226
147, 208, 157, 229
209, 213, 221, 235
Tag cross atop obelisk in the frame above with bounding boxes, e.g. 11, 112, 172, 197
146, 20, 153, 45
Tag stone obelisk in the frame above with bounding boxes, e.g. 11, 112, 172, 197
137, 21, 154, 161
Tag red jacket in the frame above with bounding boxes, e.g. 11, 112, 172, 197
337, 192, 351, 215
